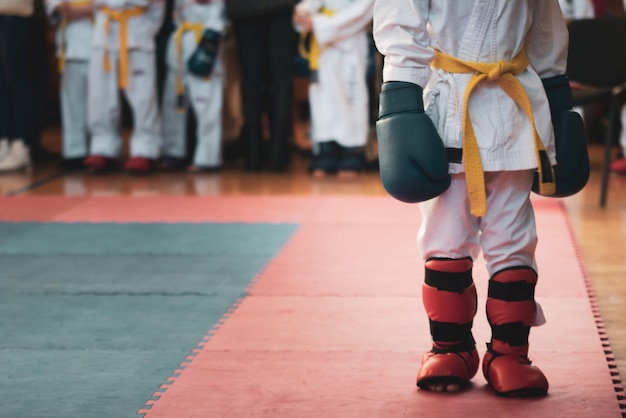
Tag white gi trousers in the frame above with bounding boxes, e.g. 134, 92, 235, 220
418, 170, 538, 277
60, 60, 89, 159
87, 48, 161, 159
161, 33, 224, 168
161, 71, 224, 167
309, 43, 369, 148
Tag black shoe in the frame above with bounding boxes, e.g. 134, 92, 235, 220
268, 149, 291, 173
60, 157, 86, 171
309, 141, 340, 176
31, 146, 61, 163
159, 156, 188, 171
337, 146, 366, 175
187, 164, 221, 173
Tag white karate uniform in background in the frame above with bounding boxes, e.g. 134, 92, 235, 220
295, 0, 374, 149
46, 0, 93, 160
88, 0, 164, 159
558, 0, 595, 20
161, 0, 226, 169
374, 1, 568, 275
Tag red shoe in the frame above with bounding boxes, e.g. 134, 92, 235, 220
482, 348, 548, 397
83, 155, 115, 173
125, 156, 156, 174
610, 157, 626, 175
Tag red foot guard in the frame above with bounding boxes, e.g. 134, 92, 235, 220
484, 267, 549, 397
416, 348, 479, 390
482, 349, 548, 397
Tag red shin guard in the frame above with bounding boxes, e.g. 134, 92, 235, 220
417, 258, 479, 389
483, 267, 548, 396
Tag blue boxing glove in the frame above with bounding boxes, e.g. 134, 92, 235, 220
376, 81, 450, 203
188, 29, 221, 77
532, 75, 589, 197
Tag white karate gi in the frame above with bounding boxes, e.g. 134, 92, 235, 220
46, 0, 93, 159
295, 0, 374, 148
88, 0, 164, 159
373, 1, 569, 275
558, 0, 595, 20
161, 0, 226, 168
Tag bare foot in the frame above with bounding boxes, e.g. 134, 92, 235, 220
425, 381, 462, 392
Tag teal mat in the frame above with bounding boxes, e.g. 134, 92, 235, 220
0, 222, 297, 418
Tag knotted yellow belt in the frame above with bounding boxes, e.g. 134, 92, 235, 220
297, 7, 334, 71
100, 6, 146, 89
57, 0, 93, 74
173, 21, 204, 112
432, 49, 555, 217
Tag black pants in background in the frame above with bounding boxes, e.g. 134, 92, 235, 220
234, 9, 297, 172
0, 15, 47, 149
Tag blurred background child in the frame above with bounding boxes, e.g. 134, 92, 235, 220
160, 0, 226, 173
46, 0, 93, 170
84, 0, 164, 174
293, 0, 374, 177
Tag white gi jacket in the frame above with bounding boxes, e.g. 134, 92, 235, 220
92, 0, 164, 52
373, 0, 569, 173
166, 0, 226, 75
295, 0, 374, 147
46, 0, 93, 61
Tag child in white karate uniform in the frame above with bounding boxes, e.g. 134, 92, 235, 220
46, 0, 93, 169
293, 0, 374, 176
161, 0, 226, 172
85, 0, 164, 174
374, 0, 581, 397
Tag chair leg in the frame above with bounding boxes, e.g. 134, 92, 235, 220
600, 94, 620, 207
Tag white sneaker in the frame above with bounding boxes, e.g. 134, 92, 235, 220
0, 138, 9, 160
0, 140, 32, 172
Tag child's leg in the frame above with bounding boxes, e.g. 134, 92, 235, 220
480, 170, 548, 397
417, 257, 479, 392
87, 48, 122, 159
60, 60, 89, 160
161, 66, 187, 163
308, 81, 340, 176
482, 267, 547, 396
320, 48, 369, 174
124, 50, 161, 161
416, 174, 483, 391
188, 73, 223, 170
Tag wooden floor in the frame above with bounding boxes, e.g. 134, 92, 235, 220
3, 128, 626, 384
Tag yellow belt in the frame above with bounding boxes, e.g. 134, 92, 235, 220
173, 21, 204, 111
297, 8, 334, 71
432, 49, 555, 217
100, 6, 146, 89
57, 0, 93, 74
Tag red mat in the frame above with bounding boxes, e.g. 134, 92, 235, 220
0, 195, 621, 416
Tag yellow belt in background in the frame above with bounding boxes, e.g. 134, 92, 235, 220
57, 0, 93, 74
173, 21, 204, 111
297, 7, 334, 71
432, 49, 555, 217
100, 6, 146, 89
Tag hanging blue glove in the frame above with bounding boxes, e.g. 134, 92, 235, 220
532, 75, 589, 197
376, 81, 451, 203
188, 29, 221, 77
